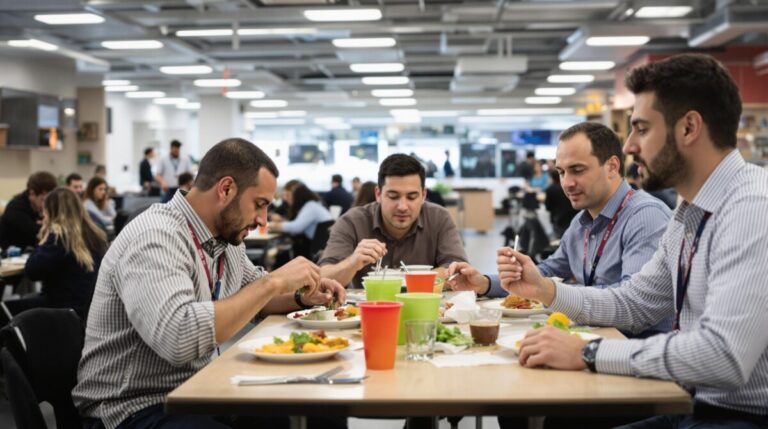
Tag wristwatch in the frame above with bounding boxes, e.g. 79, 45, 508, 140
581, 338, 603, 372
293, 289, 313, 309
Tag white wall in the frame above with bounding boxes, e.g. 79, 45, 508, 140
0, 56, 78, 200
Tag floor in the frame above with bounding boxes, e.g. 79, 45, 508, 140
0, 216, 522, 428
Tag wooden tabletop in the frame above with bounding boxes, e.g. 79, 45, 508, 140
166, 316, 691, 418
0, 259, 25, 278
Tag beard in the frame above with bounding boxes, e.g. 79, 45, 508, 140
215, 197, 252, 246
637, 130, 688, 192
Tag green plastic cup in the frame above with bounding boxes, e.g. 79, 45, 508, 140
394, 292, 441, 345
363, 278, 403, 302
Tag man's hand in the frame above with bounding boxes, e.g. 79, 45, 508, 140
351, 239, 387, 271
447, 262, 489, 295
518, 326, 588, 370
267, 256, 321, 295
301, 278, 347, 307
496, 247, 554, 305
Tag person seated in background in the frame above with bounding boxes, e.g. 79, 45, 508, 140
544, 169, 578, 238
93, 164, 107, 179
74, 138, 345, 429
352, 181, 377, 207
66, 173, 85, 198
323, 174, 354, 215
0, 171, 57, 252
496, 53, 768, 429
528, 159, 549, 190
1, 188, 107, 323
449, 122, 673, 340
350, 176, 361, 198
271, 183, 333, 242
319, 154, 467, 288
626, 162, 678, 210
84, 177, 116, 228
269, 179, 302, 222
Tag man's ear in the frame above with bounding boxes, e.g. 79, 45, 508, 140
679, 110, 703, 146
217, 176, 237, 202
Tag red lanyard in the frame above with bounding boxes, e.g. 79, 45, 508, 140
582, 189, 634, 286
187, 223, 225, 301
674, 211, 712, 331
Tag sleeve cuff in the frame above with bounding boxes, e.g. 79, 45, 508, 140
595, 339, 635, 376
549, 281, 584, 316
485, 275, 506, 298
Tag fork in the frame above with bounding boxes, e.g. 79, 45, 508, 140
232, 365, 343, 386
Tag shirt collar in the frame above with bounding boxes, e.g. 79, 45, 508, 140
578, 181, 632, 226
372, 202, 425, 240
169, 190, 227, 257
692, 149, 743, 213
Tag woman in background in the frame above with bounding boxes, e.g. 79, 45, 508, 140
352, 181, 377, 207
2, 188, 108, 322
269, 179, 302, 222
528, 160, 549, 191
84, 176, 116, 228
271, 184, 332, 240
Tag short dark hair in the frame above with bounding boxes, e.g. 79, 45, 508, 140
625, 53, 741, 149
331, 174, 343, 184
27, 171, 57, 195
94, 165, 106, 175
194, 138, 279, 192
177, 172, 194, 187
378, 154, 425, 189
170, 140, 182, 148
559, 122, 625, 177
65, 173, 82, 185
144, 147, 154, 156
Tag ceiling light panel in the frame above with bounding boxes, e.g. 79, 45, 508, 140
225, 91, 266, 99
379, 98, 417, 106
160, 65, 213, 75
535, 87, 576, 96
250, 100, 287, 108
101, 40, 163, 50
525, 97, 562, 105
547, 74, 595, 83
35, 13, 104, 25
102, 80, 130, 86
105, 85, 139, 92
371, 89, 413, 97
332, 38, 396, 48
8, 39, 58, 51
304, 9, 382, 22
193, 79, 241, 88
154, 97, 188, 105
559, 61, 615, 71
350, 63, 404, 73
177, 29, 234, 37
362, 76, 410, 85
634, 6, 692, 18
126, 91, 166, 99
585, 36, 649, 46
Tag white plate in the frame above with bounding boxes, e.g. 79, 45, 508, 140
286, 307, 360, 330
238, 336, 352, 363
483, 299, 550, 317
497, 331, 601, 354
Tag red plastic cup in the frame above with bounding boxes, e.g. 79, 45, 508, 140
359, 301, 403, 370
405, 271, 437, 293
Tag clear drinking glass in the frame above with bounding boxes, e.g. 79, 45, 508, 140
404, 319, 437, 361
469, 308, 502, 346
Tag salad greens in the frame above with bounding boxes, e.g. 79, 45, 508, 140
436, 323, 473, 347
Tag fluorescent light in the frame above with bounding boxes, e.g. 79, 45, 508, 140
314, 117, 345, 125
8, 39, 58, 51
154, 97, 188, 105
104, 85, 139, 92
624, 8, 635, 17
389, 109, 420, 116
245, 112, 279, 119
303, 9, 382, 22
278, 110, 306, 117
35, 13, 104, 25
332, 38, 396, 48
635, 6, 692, 18
535, 87, 576, 96
225, 91, 265, 99
160, 65, 213, 75
379, 98, 417, 106
101, 40, 163, 50
525, 96, 562, 105
477, 108, 575, 115
350, 63, 404, 73
177, 102, 201, 110
64, 107, 76, 116
324, 123, 352, 130
419, 110, 460, 117
586, 36, 649, 46
238, 28, 317, 36
371, 89, 413, 97
362, 76, 410, 85
559, 61, 615, 71
177, 29, 234, 37
102, 80, 130, 86
250, 119, 306, 126
126, 91, 166, 99
193, 79, 241, 88
451, 97, 497, 104
547, 74, 595, 83
250, 100, 287, 108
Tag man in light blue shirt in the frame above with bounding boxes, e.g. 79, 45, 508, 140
449, 122, 673, 336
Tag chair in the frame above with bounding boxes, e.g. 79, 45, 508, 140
0, 308, 85, 429
309, 220, 335, 263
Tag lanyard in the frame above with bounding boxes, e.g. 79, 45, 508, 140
582, 189, 634, 286
187, 223, 225, 301
674, 211, 712, 331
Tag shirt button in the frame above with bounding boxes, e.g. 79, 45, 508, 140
590, 235, 595, 240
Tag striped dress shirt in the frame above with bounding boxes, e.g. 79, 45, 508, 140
73, 191, 266, 429
551, 150, 768, 415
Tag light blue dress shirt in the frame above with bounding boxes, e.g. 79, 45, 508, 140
280, 200, 332, 239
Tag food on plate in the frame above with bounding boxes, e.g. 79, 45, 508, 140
436, 322, 473, 347
501, 294, 542, 309
255, 331, 349, 354
516, 312, 591, 348
292, 305, 359, 321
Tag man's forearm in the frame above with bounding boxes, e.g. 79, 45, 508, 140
213, 276, 280, 344
320, 257, 359, 287
260, 292, 301, 315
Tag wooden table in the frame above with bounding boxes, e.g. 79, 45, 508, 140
0, 259, 25, 278
166, 316, 692, 418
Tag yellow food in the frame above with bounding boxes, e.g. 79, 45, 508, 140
255, 333, 349, 354
546, 312, 571, 328
502, 294, 537, 309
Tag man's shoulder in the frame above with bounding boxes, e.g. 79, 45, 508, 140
118, 202, 185, 240
339, 204, 375, 225
629, 190, 672, 216
421, 201, 452, 219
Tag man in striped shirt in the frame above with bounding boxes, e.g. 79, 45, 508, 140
74, 138, 345, 428
499, 54, 768, 428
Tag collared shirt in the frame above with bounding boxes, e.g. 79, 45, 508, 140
73, 191, 266, 429
551, 150, 768, 415
280, 200, 333, 239
319, 201, 467, 288
155, 154, 192, 188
